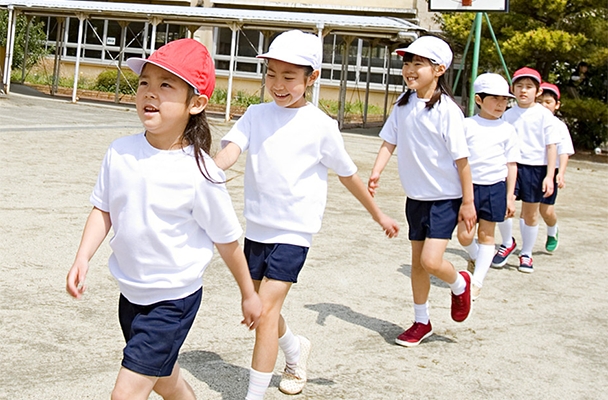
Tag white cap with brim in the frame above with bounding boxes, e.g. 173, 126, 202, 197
473, 73, 515, 98
257, 30, 322, 70
395, 36, 453, 69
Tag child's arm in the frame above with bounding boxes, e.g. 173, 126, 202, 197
505, 162, 518, 218
368, 141, 396, 197
543, 143, 557, 197
556, 154, 569, 188
455, 158, 476, 232
215, 241, 262, 330
213, 142, 242, 171
66, 207, 112, 299
339, 173, 399, 238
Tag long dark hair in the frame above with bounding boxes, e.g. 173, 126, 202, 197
182, 87, 217, 183
396, 53, 457, 109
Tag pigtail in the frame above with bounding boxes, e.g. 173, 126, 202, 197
182, 104, 220, 184
425, 75, 458, 109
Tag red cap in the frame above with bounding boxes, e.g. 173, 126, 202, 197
540, 82, 560, 99
512, 67, 541, 84
126, 38, 215, 98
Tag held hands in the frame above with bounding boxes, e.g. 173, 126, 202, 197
506, 196, 516, 219
367, 172, 380, 197
240, 292, 263, 331
542, 176, 555, 198
459, 201, 477, 233
66, 259, 89, 299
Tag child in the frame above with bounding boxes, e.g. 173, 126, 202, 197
491, 67, 559, 273
537, 82, 575, 252
368, 35, 476, 347
66, 39, 262, 400
457, 73, 519, 300
214, 30, 400, 399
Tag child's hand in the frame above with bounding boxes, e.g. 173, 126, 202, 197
506, 197, 516, 219
66, 259, 89, 299
367, 173, 380, 197
378, 213, 400, 238
241, 292, 263, 330
557, 174, 566, 189
542, 176, 554, 197
459, 201, 477, 232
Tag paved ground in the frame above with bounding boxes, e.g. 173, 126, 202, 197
1, 92, 607, 399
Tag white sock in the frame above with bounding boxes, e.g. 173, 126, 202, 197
246, 369, 273, 400
519, 218, 539, 257
547, 224, 558, 237
449, 273, 466, 296
278, 325, 300, 369
472, 244, 495, 287
413, 302, 430, 324
463, 239, 479, 260
498, 219, 513, 247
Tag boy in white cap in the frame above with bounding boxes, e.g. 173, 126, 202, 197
214, 29, 400, 399
457, 73, 520, 300
537, 82, 575, 252
492, 67, 559, 272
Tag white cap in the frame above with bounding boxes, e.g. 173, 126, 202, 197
257, 30, 322, 70
473, 73, 515, 98
395, 36, 453, 69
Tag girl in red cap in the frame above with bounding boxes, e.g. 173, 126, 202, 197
66, 38, 262, 400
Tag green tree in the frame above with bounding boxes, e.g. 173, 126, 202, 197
439, 0, 608, 150
0, 11, 49, 72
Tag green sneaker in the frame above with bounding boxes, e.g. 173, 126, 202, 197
545, 230, 559, 252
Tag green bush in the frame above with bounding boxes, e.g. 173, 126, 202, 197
95, 69, 139, 95
560, 97, 608, 150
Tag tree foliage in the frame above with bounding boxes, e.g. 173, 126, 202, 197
438, 0, 608, 150
0, 11, 49, 72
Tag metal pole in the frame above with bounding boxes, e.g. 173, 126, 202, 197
3, 5, 16, 93
452, 25, 474, 93
259, 31, 270, 104
468, 13, 482, 117
338, 36, 353, 129
72, 14, 86, 103
21, 16, 32, 83
312, 24, 324, 107
483, 12, 511, 84
382, 45, 390, 123
363, 40, 373, 126
225, 23, 238, 122
114, 22, 128, 103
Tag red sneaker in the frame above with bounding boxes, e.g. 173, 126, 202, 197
395, 322, 433, 347
451, 270, 472, 323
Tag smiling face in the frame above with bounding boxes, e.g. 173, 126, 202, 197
136, 63, 207, 149
512, 77, 540, 108
401, 54, 446, 99
265, 59, 318, 109
476, 94, 510, 120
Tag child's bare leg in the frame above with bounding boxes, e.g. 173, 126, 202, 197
539, 203, 557, 227
252, 278, 292, 373
410, 240, 431, 305
153, 362, 196, 400
419, 238, 457, 284
457, 220, 476, 247
112, 367, 156, 400
520, 201, 540, 226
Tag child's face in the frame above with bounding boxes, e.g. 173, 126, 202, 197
136, 64, 205, 146
512, 78, 539, 108
402, 55, 445, 99
538, 94, 560, 114
265, 59, 317, 109
476, 94, 509, 120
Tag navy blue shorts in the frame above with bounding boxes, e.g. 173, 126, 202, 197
540, 168, 559, 205
474, 181, 507, 222
405, 198, 461, 241
118, 288, 202, 377
516, 164, 547, 203
244, 239, 309, 283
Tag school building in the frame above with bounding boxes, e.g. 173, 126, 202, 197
1, 0, 441, 122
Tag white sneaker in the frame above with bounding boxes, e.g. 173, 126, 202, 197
471, 284, 481, 301
279, 336, 311, 395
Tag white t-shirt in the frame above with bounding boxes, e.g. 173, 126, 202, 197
379, 93, 469, 201
91, 133, 242, 305
463, 115, 520, 185
503, 103, 560, 166
553, 117, 575, 168
221, 102, 358, 247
